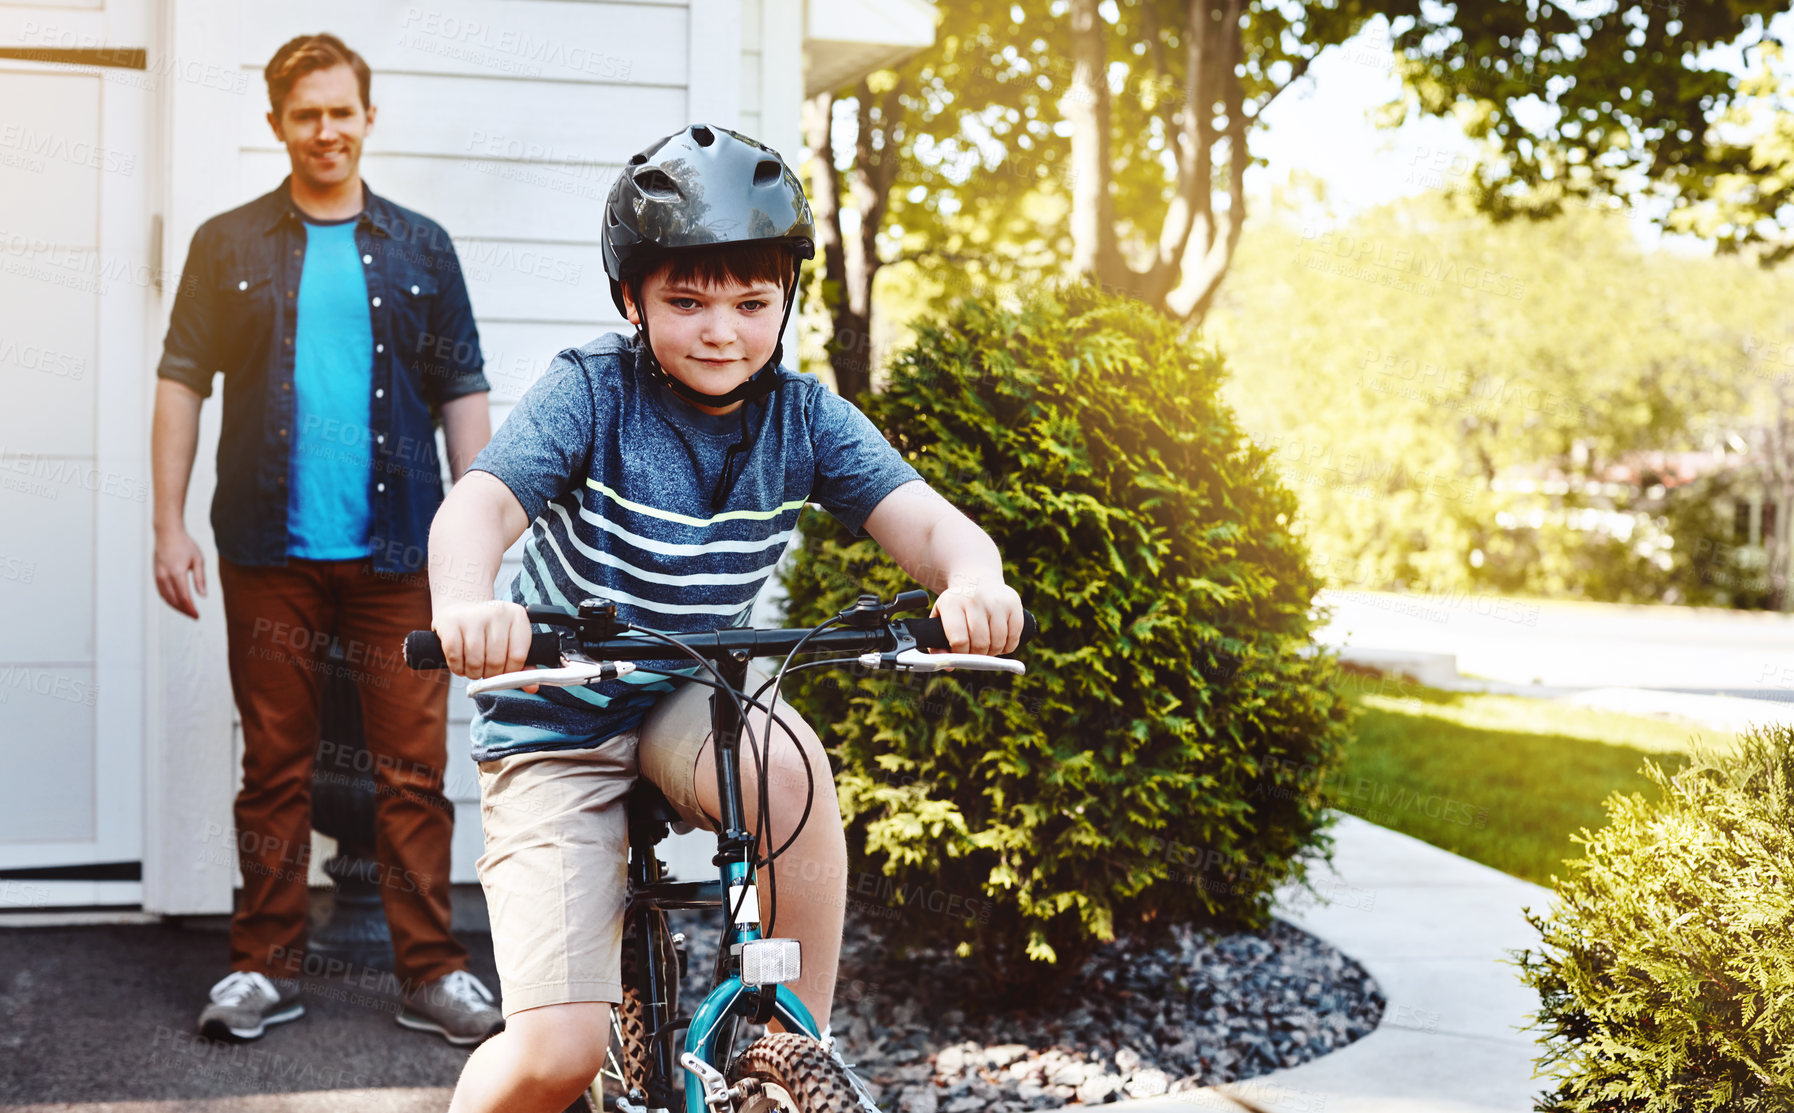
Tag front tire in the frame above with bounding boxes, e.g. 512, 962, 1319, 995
726, 1033, 876, 1113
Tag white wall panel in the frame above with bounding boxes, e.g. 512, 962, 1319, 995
0, 462, 97, 664
0, 666, 96, 844
0, 257, 98, 457
0, 69, 103, 247
452, 240, 606, 322
740, 48, 761, 116
236, 1, 687, 86
476, 319, 628, 402
687, 0, 741, 128
237, 71, 680, 167
236, 150, 611, 244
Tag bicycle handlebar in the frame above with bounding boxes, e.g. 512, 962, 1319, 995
404, 630, 562, 671
402, 611, 1039, 672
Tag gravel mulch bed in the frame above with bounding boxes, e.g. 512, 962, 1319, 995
669, 910, 1384, 1110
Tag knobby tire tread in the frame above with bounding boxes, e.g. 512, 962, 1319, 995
727, 1032, 873, 1112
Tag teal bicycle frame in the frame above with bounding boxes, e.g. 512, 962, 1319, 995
619, 636, 825, 1112
413, 591, 1032, 1112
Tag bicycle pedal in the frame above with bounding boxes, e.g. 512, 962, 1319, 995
738, 937, 801, 986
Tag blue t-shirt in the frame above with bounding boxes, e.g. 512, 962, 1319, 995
466, 333, 922, 761
287, 216, 375, 560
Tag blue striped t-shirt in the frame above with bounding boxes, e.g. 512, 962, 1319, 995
466, 332, 922, 761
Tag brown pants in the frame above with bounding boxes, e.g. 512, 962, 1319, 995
219, 557, 466, 985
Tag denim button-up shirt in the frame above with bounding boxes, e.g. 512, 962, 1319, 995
156, 179, 488, 574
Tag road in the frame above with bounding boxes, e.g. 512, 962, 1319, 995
1312, 589, 1794, 702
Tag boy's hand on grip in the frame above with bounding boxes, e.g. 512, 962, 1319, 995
931, 579, 1025, 657
433, 600, 539, 693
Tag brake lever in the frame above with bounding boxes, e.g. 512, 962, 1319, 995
467, 660, 636, 696
859, 648, 1026, 675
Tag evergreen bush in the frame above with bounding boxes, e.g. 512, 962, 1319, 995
1517, 725, 1794, 1111
781, 282, 1353, 996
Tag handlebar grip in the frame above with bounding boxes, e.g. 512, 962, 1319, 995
905, 609, 1039, 652
404, 630, 565, 671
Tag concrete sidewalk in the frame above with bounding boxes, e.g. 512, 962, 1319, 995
1116, 813, 1552, 1113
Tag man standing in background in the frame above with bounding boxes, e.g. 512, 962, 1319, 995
149, 33, 501, 1046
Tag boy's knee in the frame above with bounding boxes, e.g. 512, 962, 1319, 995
504, 1002, 611, 1086
764, 726, 836, 806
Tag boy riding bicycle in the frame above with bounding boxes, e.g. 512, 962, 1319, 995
426, 125, 1024, 1113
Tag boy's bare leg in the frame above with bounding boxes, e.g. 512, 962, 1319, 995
448, 1002, 610, 1113
690, 712, 848, 1032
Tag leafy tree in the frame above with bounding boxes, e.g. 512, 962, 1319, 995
1202, 189, 1790, 602
1384, 2, 1790, 260
802, 0, 1378, 398
805, 2, 1791, 401
806, 0, 1390, 357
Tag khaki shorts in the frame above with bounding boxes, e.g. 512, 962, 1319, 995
473, 679, 807, 1017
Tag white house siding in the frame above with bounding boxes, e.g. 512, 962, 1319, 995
172, 0, 803, 893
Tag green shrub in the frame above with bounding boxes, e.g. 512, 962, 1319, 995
780, 282, 1353, 997
1516, 725, 1794, 1111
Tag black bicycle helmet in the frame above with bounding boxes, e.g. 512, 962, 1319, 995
603, 124, 815, 409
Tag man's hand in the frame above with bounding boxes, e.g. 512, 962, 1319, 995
153, 525, 208, 620
931, 578, 1025, 657
433, 599, 538, 692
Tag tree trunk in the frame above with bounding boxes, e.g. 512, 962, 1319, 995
1164, 0, 1246, 323
1066, 0, 1121, 282
1066, 0, 1249, 325
1765, 481, 1788, 611
1765, 378, 1794, 610
843, 83, 894, 394
802, 92, 873, 401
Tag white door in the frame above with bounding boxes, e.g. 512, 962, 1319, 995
0, 0, 154, 907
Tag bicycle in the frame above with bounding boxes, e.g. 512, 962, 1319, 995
406, 589, 1037, 1113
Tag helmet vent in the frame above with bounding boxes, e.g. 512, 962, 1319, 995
753, 159, 782, 186
633, 168, 681, 200
691, 125, 716, 147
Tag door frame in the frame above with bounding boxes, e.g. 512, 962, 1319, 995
140, 0, 239, 915
0, 0, 156, 893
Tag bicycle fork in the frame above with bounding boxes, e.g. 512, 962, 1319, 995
678, 649, 817, 1112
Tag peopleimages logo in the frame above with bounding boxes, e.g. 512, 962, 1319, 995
0, 228, 197, 298
1300, 227, 1527, 300
0, 124, 136, 175
0, 338, 85, 380
0, 452, 149, 503
398, 8, 633, 79
0, 666, 99, 707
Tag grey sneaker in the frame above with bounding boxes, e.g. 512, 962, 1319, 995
198, 971, 305, 1041
397, 969, 504, 1047
820, 1027, 885, 1113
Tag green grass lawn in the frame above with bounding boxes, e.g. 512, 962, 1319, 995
1325, 674, 1735, 887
